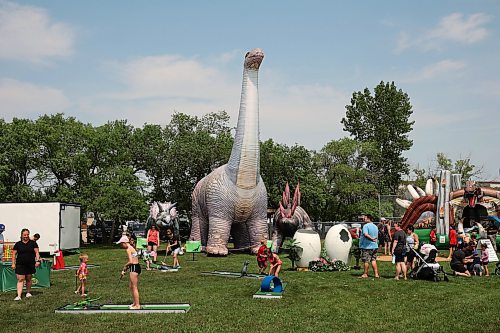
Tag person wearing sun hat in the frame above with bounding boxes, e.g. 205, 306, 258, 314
116, 235, 141, 309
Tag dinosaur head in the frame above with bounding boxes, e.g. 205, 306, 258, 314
279, 183, 301, 219
463, 181, 483, 208
244, 48, 264, 70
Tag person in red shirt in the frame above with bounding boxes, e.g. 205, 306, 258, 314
429, 227, 437, 246
447, 225, 457, 260
256, 239, 268, 274
146, 225, 160, 262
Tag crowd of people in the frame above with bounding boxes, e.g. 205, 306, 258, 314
3, 214, 497, 307
353, 214, 496, 280
450, 235, 490, 277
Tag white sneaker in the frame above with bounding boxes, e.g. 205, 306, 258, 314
14, 296, 21, 301
25, 293, 32, 298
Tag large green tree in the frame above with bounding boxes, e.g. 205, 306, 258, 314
317, 138, 378, 220
342, 81, 414, 194
159, 111, 233, 215
0, 118, 40, 202
435, 152, 482, 181
35, 114, 93, 203
260, 139, 325, 220
88, 166, 148, 242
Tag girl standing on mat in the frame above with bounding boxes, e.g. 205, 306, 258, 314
267, 249, 282, 277
75, 254, 89, 296
117, 235, 141, 310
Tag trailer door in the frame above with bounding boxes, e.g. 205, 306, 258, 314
59, 204, 81, 250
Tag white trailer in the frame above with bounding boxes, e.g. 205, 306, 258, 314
0, 202, 81, 253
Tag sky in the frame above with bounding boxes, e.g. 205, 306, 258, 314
1, 0, 499, 180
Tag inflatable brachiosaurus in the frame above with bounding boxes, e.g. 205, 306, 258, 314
189, 49, 268, 255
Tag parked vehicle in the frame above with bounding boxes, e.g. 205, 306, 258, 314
0, 202, 81, 253
87, 220, 121, 244
127, 221, 146, 238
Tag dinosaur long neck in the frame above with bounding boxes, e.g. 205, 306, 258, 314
227, 66, 260, 189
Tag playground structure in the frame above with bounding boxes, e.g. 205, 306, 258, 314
397, 170, 500, 247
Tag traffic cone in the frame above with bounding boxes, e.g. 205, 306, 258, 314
52, 250, 65, 269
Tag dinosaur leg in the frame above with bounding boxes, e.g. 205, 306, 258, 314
246, 217, 268, 254
206, 217, 231, 256
272, 228, 283, 253
190, 197, 209, 250
231, 222, 251, 250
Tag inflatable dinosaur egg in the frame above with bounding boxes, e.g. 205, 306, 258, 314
324, 224, 352, 264
293, 229, 321, 268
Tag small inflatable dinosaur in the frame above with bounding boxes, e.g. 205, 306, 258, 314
272, 183, 313, 251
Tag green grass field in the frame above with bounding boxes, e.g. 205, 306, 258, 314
1, 245, 499, 333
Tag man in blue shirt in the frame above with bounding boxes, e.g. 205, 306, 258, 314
359, 214, 379, 278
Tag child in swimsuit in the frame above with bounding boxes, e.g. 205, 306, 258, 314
75, 254, 89, 296
117, 235, 141, 309
267, 248, 282, 277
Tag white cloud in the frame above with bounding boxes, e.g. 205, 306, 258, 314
78, 53, 242, 125
216, 49, 242, 64
0, 1, 74, 63
0, 78, 70, 120
260, 83, 348, 149
429, 13, 491, 44
79, 52, 349, 150
401, 59, 466, 83
396, 12, 491, 52
107, 55, 236, 102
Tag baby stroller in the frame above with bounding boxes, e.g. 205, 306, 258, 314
409, 244, 449, 282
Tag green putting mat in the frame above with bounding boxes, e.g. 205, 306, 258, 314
201, 271, 264, 279
253, 283, 287, 299
51, 264, 100, 271
56, 303, 191, 314
253, 290, 284, 299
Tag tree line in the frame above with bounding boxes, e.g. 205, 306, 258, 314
1, 81, 422, 232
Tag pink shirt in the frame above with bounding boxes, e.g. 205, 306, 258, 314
147, 229, 159, 245
481, 249, 489, 263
